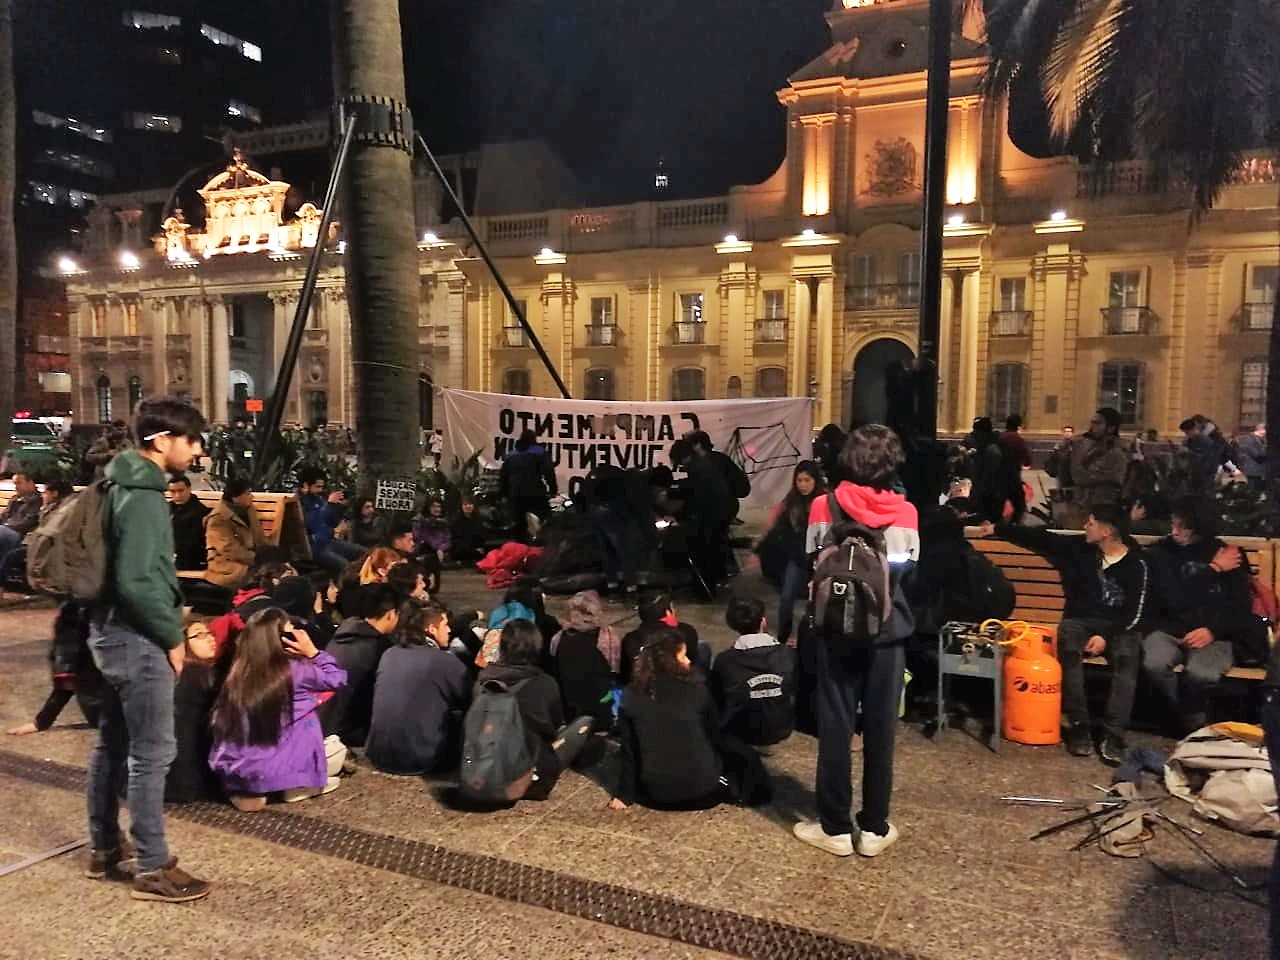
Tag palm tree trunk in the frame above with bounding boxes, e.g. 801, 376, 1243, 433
330, 0, 422, 497
0, 0, 15, 460
1266, 291, 1280, 501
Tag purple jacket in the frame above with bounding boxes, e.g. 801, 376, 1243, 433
209, 652, 347, 795
413, 516, 451, 556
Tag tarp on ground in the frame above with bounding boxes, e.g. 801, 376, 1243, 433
441, 388, 813, 509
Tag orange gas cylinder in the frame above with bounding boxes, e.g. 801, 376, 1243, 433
999, 623, 1062, 746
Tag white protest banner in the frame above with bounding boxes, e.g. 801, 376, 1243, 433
375, 478, 417, 512
442, 389, 814, 509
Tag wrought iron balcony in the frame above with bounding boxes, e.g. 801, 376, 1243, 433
585, 323, 619, 347
847, 283, 921, 310
754, 319, 787, 343
1101, 306, 1158, 335
672, 321, 707, 345
989, 310, 1032, 337
1238, 302, 1275, 331
500, 326, 529, 348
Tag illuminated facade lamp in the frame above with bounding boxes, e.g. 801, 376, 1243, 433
534, 247, 567, 266
1034, 211, 1085, 235
57, 256, 79, 275
802, 228, 816, 237
336, 240, 347, 254
947, 213, 966, 227
424, 232, 439, 244
1050, 210, 1068, 222
120, 251, 140, 270
715, 234, 753, 255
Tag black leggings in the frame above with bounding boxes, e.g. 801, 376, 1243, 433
643, 736, 772, 811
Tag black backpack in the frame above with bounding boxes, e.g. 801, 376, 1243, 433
809, 494, 893, 650
945, 546, 1016, 624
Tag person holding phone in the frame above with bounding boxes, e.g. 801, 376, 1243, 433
298, 468, 366, 575
208, 608, 348, 812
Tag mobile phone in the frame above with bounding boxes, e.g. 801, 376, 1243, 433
281, 630, 298, 644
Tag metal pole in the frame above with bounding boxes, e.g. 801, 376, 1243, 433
253, 114, 358, 485
915, 0, 952, 440
414, 132, 572, 399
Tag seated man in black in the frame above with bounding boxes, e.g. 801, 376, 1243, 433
169, 475, 211, 571
980, 503, 1152, 765
1142, 497, 1269, 733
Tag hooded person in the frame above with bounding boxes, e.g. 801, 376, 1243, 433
549, 590, 622, 729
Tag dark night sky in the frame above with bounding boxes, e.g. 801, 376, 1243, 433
281, 0, 832, 202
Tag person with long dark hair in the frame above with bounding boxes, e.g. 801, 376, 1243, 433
758, 461, 825, 646
608, 628, 770, 811
208, 608, 348, 811
350, 498, 388, 549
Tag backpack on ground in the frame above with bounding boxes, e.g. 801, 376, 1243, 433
459, 678, 536, 803
1164, 722, 1279, 836
809, 493, 892, 650
26, 481, 112, 601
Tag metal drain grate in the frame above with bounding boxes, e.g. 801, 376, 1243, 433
0, 750, 922, 960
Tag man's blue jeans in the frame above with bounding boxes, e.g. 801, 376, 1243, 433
86, 617, 177, 872
316, 539, 366, 576
0, 524, 22, 566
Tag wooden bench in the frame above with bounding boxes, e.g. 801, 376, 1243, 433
0, 484, 311, 580
966, 529, 1270, 682
176, 491, 311, 579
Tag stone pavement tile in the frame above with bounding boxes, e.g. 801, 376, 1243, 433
667, 803, 866, 875
0, 775, 89, 854
873, 893, 1162, 960
500, 820, 739, 904
700, 856, 893, 943
1166, 879, 1269, 956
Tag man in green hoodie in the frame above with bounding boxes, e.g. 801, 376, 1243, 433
86, 396, 211, 903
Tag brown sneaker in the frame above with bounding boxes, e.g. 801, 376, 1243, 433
130, 858, 210, 903
85, 838, 138, 880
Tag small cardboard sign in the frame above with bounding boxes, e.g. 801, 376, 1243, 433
375, 478, 417, 513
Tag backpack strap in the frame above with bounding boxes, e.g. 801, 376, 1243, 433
827, 492, 846, 525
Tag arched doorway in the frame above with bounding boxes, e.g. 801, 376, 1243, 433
851, 338, 914, 426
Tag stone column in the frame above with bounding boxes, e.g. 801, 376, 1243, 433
209, 296, 230, 425
147, 298, 169, 394
814, 276, 835, 422
790, 277, 813, 398
956, 270, 981, 427
186, 298, 209, 418
938, 273, 956, 432
718, 261, 752, 399
443, 269, 468, 394
1031, 245, 1085, 431
268, 290, 297, 395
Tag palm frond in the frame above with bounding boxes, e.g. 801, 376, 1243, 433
1042, 0, 1130, 138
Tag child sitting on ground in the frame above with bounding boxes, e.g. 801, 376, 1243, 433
609, 628, 772, 811
710, 597, 797, 746
209, 608, 349, 811
6, 601, 102, 736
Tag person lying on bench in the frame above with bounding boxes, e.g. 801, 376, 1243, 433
978, 503, 1152, 765
1142, 497, 1269, 734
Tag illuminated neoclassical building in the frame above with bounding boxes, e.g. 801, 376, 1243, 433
64, 0, 1279, 438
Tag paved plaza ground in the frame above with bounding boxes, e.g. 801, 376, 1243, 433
0, 566, 1273, 960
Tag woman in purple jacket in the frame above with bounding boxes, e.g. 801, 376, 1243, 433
209, 608, 348, 812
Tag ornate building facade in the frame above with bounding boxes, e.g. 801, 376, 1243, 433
62, 0, 1279, 438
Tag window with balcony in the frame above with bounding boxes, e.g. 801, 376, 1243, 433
849, 253, 877, 308
672, 367, 705, 401
674, 293, 705, 344
587, 297, 618, 345
991, 277, 1032, 336
503, 299, 529, 347
989, 363, 1028, 424
756, 367, 787, 398
1098, 361, 1145, 426
756, 290, 787, 342
1102, 270, 1154, 333
503, 369, 531, 396
1240, 358, 1267, 432
96, 375, 112, 423
898, 251, 922, 306
1242, 265, 1278, 330
726, 376, 742, 399
584, 368, 615, 401
201, 23, 262, 61
128, 375, 144, 412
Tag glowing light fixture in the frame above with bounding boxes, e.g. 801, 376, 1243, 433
947, 213, 966, 227
540, 247, 554, 257
802, 228, 816, 237
57, 256, 78, 274
1050, 209, 1068, 222
336, 240, 347, 254
120, 251, 140, 269
423, 231, 439, 244
723, 234, 738, 244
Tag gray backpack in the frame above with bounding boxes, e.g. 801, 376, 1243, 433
26, 481, 112, 601
809, 493, 892, 651
459, 678, 536, 803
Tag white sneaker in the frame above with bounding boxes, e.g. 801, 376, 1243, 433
282, 777, 341, 803
793, 821, 854, 857
857, 823, 900, 857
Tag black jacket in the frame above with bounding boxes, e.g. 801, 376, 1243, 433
616, 674, 722, 807
366, 644, 470, 774
551, 628, 615, 728
169, 497, 211, 570
1000, 526, 1151, 636
323, 618, 392, 747
475, 662, 566, 798
710, 635, 796, 745
620, 621, 701, 685
1149, 537, 1269, 666
500, 447, 557, 501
